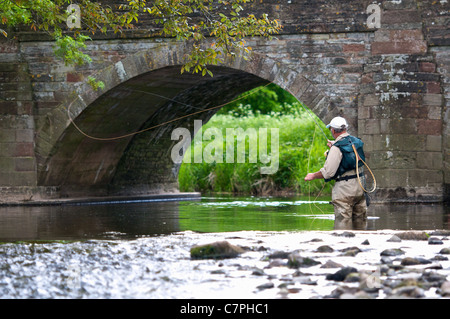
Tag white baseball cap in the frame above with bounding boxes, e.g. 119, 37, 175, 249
326, 116, 348, 129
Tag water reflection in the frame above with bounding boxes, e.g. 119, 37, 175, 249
367, 203, 450, 230
0, 201, 182, 241
178, 197, 335, 232
0, 197, 448, 241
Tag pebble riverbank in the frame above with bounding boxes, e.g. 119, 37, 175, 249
0, 230, 449, 299
188, 230, 450, 299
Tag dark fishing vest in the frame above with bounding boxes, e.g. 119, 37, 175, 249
324, 135, 365, 182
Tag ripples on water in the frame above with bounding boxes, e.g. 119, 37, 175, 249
1, 196, 447, 241
0, 196, 448, 299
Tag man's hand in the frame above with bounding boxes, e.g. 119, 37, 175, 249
327, 140, 335, 148
304, 171, 324, 181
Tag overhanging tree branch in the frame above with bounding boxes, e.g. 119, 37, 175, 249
0, 0, 282, 87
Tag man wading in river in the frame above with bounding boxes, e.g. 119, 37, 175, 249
304, 116, 367, 223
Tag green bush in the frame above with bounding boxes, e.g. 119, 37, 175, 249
178, 110, 334, 196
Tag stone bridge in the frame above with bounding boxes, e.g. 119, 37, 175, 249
0, 0, 449, 204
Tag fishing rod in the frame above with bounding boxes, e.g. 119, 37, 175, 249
66, 82, 273, 141
298, 102, 331, 141
280, 85, 332, 142
68, 79, 332, 143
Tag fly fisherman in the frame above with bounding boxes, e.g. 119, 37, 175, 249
304, 116, 367, 222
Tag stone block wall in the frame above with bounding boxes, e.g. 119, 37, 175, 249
356, 0, 448, 202
0, 0, 448, 202
432, 47, 450, 200
250, 32, 373, 132
0, 39, 38, 200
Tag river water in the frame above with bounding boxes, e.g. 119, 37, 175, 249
0, 196, 448, 241
0, 196, 449, 299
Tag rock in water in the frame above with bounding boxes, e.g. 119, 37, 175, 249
340, 246, 362, 257
316, 245, 334, 253
256, 282, 274, 290
380, 248, 405, 256
326, 267, 358, 282
268, 251, 290, 259
396, 231, 429, 241
428, 237, 443, 245
430, 230, 450, 236
440, 281, 450, 297
320, 260, 344, 269
387, 235, 402, 243
332, 231, 355, 238
288, 253, 321, 268
401, 257, 421, 266
391, 286, 425, 298
190, 241, 245, 259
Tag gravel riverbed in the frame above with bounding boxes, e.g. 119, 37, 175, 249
0, 230, 449, 299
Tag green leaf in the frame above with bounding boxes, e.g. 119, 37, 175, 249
2, 0, 282, 76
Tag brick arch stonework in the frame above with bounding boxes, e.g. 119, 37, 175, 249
1, 0, 448, 203
35, 43, 337, 198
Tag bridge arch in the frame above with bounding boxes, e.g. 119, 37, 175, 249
36, 42, 336, 197
1, 0, 447, 203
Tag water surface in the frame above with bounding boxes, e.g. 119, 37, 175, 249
0, 196, 448, 241
0, 196, 449, 299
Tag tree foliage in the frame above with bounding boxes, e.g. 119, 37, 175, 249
217, 83, 301, 116
1, 0, 282, 80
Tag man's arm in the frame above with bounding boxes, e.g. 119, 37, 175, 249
304, 171, 324, 181
304, 145, 342, 181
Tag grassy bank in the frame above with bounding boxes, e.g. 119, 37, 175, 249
178, 106, 334, 196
